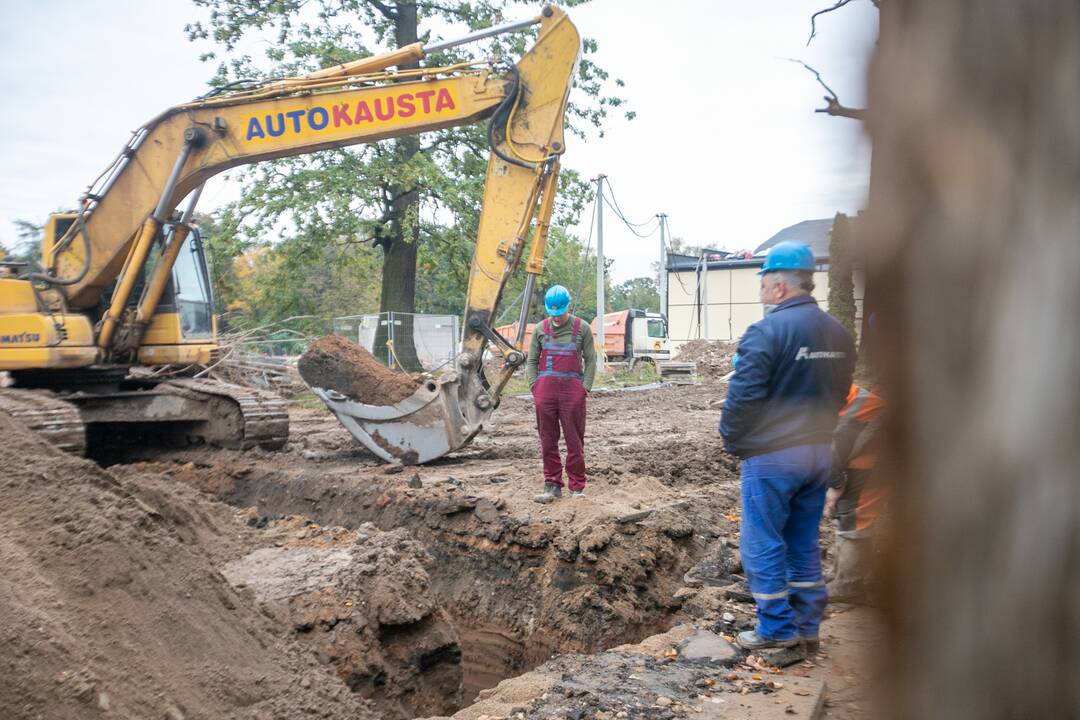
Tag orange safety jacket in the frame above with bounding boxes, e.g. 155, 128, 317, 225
830, 383, 886, 534
830, 383, 884, 484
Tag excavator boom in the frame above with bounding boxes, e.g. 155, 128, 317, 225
0, 6, 582, 463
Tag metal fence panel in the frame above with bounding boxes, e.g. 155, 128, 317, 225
332, 312, 459, 372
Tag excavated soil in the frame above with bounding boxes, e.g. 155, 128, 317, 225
675, 340, 739, 380
0, 413, 377, 720
1, 376, 856, 719
126, 382, 754, 703
298, 334, 422, 405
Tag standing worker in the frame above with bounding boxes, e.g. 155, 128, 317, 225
719, 241, 854, 651
527, 285, 597, 503
824, 383, 885, 603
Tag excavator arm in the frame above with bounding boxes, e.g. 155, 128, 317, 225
2, 5, 581, 463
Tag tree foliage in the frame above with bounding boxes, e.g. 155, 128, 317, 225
610, 276, 660, 313
1, 220, 45, 270
827, 211, 857, 335
186, 0, 630, 353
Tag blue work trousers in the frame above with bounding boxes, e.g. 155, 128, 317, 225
740, 444, 831, 640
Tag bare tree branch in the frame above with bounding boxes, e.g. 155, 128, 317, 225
807, 0, 858, 46
816, 97, 866, 120
786, 58, 867, 120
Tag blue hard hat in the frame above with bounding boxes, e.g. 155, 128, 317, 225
544, 285, 571, 316
758, 241, 815, 275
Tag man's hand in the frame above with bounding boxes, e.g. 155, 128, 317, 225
824, 486, 842, 518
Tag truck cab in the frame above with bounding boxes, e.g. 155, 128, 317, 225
592, 309, 671, 363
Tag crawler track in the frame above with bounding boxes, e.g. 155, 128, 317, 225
164, 378, 289, 450
0, 378, 289, 456
0, 388, 86, 455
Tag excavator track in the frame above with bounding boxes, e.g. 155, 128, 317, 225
163, 378, 290, 450
0, 379, 288, 456
0, 388, 87, 455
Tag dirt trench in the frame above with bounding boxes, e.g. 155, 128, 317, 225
161, 456, 710, 703
3, 378, 764, 719
143, 382, 747, 709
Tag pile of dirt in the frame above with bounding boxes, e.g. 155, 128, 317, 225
0, 411, 376, 720
298, 334, 421, 405
674, 340, 739, 380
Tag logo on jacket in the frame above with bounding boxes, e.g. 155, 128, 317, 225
795, 346, 846, 361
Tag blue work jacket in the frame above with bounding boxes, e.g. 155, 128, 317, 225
720, 295, 855, 458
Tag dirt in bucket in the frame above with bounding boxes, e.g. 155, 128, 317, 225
298, 335, 422, 406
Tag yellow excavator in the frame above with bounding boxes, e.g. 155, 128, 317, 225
0, 6, 580, 464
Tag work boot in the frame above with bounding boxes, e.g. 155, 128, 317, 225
736, 630, 799, 651
800, 635, 821, 654
682, 540, 739, 587
568, 490, 585, 499
533, 482, 563, 504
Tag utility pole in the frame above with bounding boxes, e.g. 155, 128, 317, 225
701, 249, 710, 340
594, 174, 606, 350
658, 213, 668, 319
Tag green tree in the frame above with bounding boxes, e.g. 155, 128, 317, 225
610, 276, 659, 312
827, 211, 857, 335
2, 220, 45, 270
187, 0, 628, 368
197, 212, 382, 336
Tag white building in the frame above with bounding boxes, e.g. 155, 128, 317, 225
665, 218, 864, 343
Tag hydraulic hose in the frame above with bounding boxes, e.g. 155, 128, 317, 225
487, 64, 536, 170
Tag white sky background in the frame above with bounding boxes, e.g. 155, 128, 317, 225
0, 0, 877, 285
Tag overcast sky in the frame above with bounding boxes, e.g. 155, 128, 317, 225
0, 0, 877, 284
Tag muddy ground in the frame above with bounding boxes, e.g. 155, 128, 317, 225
2, 372, 877, 719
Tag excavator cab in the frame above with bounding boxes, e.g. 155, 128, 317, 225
166, 230, 214, 339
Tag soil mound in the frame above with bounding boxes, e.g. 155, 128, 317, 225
0, 412, 375, 720
298, 334, 421, 405
675, 339, 738, 380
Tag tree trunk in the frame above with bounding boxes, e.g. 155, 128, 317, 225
865, 2, 1080, 717
374, 0, 423, 372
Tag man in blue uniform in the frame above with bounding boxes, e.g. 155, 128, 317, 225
720, 241, 854, 651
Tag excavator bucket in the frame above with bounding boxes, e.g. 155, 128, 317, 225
298, 336, 492, 465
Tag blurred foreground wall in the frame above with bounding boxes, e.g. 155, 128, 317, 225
866, 2, 1080, 717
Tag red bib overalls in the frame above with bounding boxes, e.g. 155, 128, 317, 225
532, 317, 587, 491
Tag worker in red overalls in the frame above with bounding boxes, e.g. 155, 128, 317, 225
526, 285, 597, 503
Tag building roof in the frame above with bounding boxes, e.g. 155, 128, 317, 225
666, 252, 762, 272
665, 250, 740, 272
754, 218, 835, 259
665, 216, 852, 273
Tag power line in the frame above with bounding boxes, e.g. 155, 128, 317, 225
603, 178, 657, 228
599, 178, 660, 238
663, 215, 694, 296
602, 194, 659, 237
